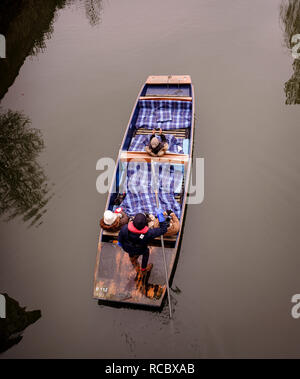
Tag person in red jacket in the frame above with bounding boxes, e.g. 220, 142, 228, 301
118, 211, 167, 274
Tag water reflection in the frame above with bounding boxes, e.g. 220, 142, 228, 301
0, 0, 104, 99
0, 294, 41, 354
0, 109, 50, 226
84, 0, 103, 26
0, 0, 68, 99
280, 0, 300, 104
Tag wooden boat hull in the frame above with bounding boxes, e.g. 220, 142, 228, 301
93, 75, 195, 308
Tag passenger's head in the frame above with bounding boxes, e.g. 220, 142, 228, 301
150, 137, 160, 149
133, 213, 147, 230
103, 210, 117, 225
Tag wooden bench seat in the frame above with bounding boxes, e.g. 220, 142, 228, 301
135, 128, 187, 139
102, 229, 178, 242
120, 151, 189, 164
139, 96, 192, 102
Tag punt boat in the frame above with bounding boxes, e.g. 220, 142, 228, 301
93, 75, 195, 308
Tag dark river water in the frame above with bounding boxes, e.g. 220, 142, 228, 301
1, 0, 300, 358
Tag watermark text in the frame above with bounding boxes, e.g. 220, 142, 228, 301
291, 294, 300, 319
291, 34, 300, 59
96, 157, 204, 205
0, 294, 6, 318
0, 34, 6, 58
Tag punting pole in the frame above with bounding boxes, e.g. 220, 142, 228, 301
151, 160, 172, 319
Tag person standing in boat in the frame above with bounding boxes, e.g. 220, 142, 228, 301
100, 208, 129, 233
118, 211, 167, 274
145, 128, 169, 157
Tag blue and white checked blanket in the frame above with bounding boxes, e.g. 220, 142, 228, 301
135, 100, 192, 130
120, 162, 183, 218
128, 134, 184, 154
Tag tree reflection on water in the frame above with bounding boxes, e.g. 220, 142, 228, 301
0, 109, 50, 226
0, 0, 106, 226
0, 0, 104, 99
280, 0, 300, 104
0, 0, 69, 99
0, 294, 41, 354
84, 0, 103, 26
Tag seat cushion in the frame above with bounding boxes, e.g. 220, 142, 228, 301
135, 100, 192, 130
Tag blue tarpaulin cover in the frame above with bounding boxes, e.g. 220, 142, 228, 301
120, 162, 183, 218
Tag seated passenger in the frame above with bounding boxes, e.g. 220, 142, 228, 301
100, 208, 129, 233
145, 213, 157, 229
148, 210, 180, 236
145, 128, 168, 157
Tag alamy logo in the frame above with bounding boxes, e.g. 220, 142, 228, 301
96, 158, 204, 205
291, 294, 300, 319
291, 34, 300, 59
0, 294, 6, 318
0, 34, 6, 58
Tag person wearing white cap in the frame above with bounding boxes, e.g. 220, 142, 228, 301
100, 208, 129, 233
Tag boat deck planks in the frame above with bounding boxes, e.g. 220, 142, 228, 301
94, 242, 176, 307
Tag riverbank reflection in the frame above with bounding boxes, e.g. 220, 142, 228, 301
0, 109, 50, 226
280, 0, 300, 104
